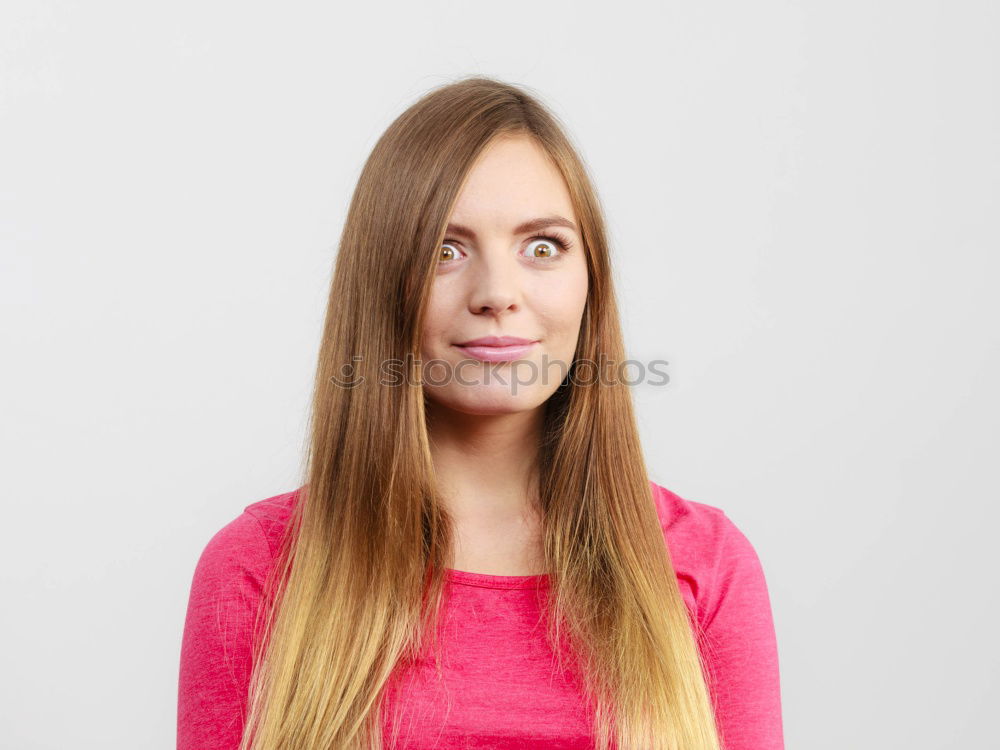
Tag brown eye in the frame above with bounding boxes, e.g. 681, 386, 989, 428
439, 242, 461, 262
525, 236, 566, 260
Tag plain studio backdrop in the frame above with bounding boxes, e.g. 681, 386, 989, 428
1, 1, 997, 748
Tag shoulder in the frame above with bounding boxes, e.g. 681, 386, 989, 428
190, 487, 302, 586
647, 479, 767, 627
179, 488, 302, 744
240, 486, 301, 559
648, 479, 753, 559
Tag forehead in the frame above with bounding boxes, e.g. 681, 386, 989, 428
448, 135, 577, 232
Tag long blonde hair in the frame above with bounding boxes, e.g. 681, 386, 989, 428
240, 75, 722, 750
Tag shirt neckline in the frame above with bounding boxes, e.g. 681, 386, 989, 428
444, 568, 550, 589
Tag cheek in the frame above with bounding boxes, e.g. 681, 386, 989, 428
421, 285, 455, 348
535, 272, 588, 332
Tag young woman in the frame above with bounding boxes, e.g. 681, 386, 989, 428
177, 76, 783, 750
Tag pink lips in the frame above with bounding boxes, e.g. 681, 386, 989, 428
454, 335, 539, 362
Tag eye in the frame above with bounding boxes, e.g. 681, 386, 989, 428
439, 241, 465, 263
523, 233, 572, 262
437, 232, 574, 265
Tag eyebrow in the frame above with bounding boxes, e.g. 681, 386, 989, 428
445, 216, 579, 240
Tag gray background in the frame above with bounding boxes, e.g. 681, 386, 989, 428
2, 1, 997, 747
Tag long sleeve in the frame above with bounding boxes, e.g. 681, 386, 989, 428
177, 511, 273, 750
698, 514, 784, 750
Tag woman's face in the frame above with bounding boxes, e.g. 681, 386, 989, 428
420, 134, 589, 416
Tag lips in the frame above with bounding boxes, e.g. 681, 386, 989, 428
453, 335, 539, 363
456, 335, 536, 347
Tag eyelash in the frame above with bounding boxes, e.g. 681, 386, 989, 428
440, 232, 574, 263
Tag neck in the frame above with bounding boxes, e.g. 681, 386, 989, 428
425, 401, 544, 525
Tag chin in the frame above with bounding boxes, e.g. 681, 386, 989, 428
425, 386, 551, 416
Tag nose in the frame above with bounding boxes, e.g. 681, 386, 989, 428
466, 249, 521, 317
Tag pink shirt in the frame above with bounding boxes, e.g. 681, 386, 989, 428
177, 481, 783, 749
